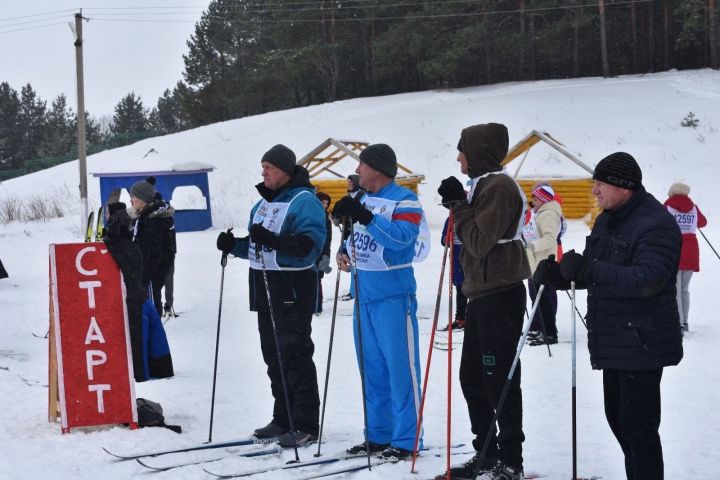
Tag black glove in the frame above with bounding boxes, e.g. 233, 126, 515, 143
216, 229, 236, 254
532, 254, 563, 286
250, 223, 279, 249
560, 250, 589, 283
437, 177, 466, 206
332, 196, 374, 226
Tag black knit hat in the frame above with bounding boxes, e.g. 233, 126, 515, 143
261, 144, 297, 176
108, 202, 127, 216
347, 174, 361, 192
316, 191, 331, 204
593, 152, 642, 191
359, 143, 397, 178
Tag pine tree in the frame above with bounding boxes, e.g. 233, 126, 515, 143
148, 86, 191, 135
109, 92, 148, 146
0, 82, 22, 169
45, 94, 75, 157
18, 84, 49, 165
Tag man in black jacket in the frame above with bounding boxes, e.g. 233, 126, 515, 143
534, 152, 682, 480
129, 178, 176, 316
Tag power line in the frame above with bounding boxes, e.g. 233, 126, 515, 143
0, 9, 76, 24
0, 21, 67, 36
0, 14, 71, 29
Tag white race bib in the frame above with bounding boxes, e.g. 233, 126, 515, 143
248, 191, 314, 271
667, 205, 698, 234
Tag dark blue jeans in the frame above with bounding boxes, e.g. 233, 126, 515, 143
528, 278, 557, 337
603, 368, 664, 480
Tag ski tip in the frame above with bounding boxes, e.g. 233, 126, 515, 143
102, 447, 126, 460
202, 468, 231, 479
136, 458, 163, 470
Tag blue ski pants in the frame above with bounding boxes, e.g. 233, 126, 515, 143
353, 294, 422, 451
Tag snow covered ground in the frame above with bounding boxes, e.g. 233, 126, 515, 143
1, 69, 720, 479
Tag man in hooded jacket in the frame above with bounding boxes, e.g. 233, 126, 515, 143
436, 123, 531, 480
216, 144, 325, 448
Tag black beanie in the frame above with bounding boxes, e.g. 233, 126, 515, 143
359, 144, 397, 178
316, 191, 331, 205
261, 144, 296, 176
108, 202, 127, 216
347, 174, 361, 192
593, 152, 642, 191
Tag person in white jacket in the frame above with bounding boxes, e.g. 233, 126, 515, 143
523, 183, 565, 345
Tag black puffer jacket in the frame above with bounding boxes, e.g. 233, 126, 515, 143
584, 186, 683, 370
103, 209, 146, 302
132, 200, 175, 288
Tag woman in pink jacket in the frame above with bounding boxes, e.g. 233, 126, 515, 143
664, 182, 707, 333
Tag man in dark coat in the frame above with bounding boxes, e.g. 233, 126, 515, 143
102, 203, 149, 382
129, 178, 176, 316
534, 152, 683, 480
216, 144, 326, 448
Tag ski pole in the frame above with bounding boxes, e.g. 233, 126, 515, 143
571, 281, 578, 480
699, 229, 720, 262
446, 212, 455, 477
563, 290, 588, 330
527, 280, 552, 357
472, 284, 546, 479
207, 228, 232, 444
348, 221, 372, 471
315, 222, 346, 458
410, 216, 451, 473
259, 247, 301, 463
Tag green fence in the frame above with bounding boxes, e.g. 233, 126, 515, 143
0, 131, 157, 182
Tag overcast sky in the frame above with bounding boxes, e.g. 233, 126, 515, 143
0, 1, 211, 118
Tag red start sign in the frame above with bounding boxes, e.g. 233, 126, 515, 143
49, 242, 137, 433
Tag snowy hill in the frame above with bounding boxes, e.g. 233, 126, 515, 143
1, 69, 720, 479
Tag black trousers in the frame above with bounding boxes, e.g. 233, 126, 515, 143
455, 287, 468, 321
527, 278, 558, 337
257, 306, 320, 435
460, 283, 526, 467
603, 368, 664, 480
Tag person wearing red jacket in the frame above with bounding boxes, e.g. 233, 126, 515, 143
664, 182, 707, 333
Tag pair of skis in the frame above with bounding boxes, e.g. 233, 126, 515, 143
85, 206, 105, 242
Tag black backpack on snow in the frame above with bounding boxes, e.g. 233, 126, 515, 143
136, 398, 182, 433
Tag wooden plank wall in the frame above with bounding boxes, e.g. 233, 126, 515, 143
312, 177, 599, 224
519, 178, 599, 222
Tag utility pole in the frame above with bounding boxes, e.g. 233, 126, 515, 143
73, 11, 88, 236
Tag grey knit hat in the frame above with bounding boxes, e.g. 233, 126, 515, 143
130, 180, 156, 203
359, 143, 397, 178
261, 144, 297, 176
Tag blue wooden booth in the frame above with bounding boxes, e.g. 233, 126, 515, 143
93, 168, 214, 232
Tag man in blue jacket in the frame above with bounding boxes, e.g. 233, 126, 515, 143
534, 152, 683, 480
332, 143, 427, 460
216, 144, 326, 448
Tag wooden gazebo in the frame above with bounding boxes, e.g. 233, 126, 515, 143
502, 130, 598, 223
